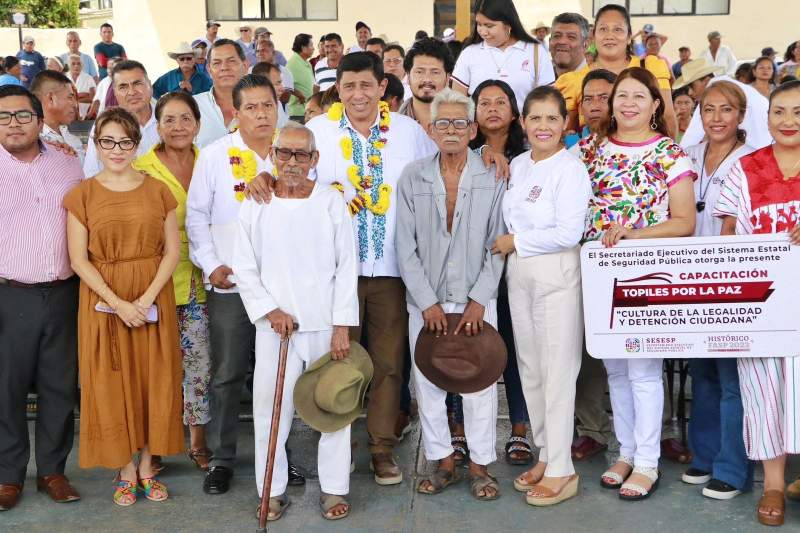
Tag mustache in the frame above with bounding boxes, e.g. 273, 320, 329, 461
442, 135, 461, 143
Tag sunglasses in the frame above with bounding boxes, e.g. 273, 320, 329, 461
274, 147, 314, 163
177, 56, 194, 62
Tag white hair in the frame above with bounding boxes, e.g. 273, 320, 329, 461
274, 121, 316, 152
430, 88, 475, 122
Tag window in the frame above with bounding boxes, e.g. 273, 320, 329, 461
593, 0, 729, 16
207, 0, 337, 20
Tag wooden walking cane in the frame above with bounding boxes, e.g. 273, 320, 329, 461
256, 324, 297, 532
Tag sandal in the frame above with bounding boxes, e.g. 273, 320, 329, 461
757, 490, 785, 526
619, 466, 660, 501
467, 471, 500, 501
113, 473, 137, 507
600, 456, 633, 489
255, 494, 291, 522
787, 477, 800, 501
417, 468, 461, 495
661, 438, 692, 464
451, 436, 469, 467
526, 474, 579, 507
151, 455, 165, 474
505, 435, 533, 466
513, 462, 545, 492
138, 476, 169, 502
187, 447, 212, 471
319, 493, 350, 520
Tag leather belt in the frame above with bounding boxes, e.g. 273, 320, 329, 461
0, 276, 76, 289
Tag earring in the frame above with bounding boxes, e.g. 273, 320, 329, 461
610, 116, 617, 128
650, 114, 657, 130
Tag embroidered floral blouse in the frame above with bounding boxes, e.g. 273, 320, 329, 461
575, 133, 697, 241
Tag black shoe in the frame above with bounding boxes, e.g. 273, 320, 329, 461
203, 466, 233, 494
287, 462, 306, 486
681, 467, 711, 485
702, 479, 742, 500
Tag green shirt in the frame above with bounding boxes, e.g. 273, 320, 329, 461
287, 53, 314, 117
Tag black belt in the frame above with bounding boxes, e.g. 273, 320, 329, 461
0, 276, 76, 289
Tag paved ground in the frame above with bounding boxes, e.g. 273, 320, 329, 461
3, 411, 798, 533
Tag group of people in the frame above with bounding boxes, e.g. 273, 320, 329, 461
1, 0, 800, 528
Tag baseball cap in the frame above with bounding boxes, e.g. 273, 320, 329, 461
254, 26, 272, 37
206, 20, 221, 29
356, 21, 371, 32
191, 39, 207, 49
22, 35, 34, 44
761, 47, 777, 56
707, 31, 722, 40
643, 24, 654, 34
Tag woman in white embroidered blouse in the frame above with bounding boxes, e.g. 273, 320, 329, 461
491, 86, 590, 507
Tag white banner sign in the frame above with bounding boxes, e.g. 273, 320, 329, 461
581, 234, 800, 358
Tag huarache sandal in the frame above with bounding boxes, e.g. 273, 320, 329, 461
505, 435, 533, 466
468, 471, 500, 501
526, 474, 579, 507
757, 490, 785, 526
138, 476, 168, 502
513, 462, 546, 492
319, 493, 350, 520
255, 494, 291, 522
451, 436, 469, 467
619, 466, 660, 501
187, 447, 212, 471
112, 473, 137, 507
417, 468, 461, 495
601, 455, 633, 489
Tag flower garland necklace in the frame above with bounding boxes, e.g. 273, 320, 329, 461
328, 100, 392, 262
227, 129, 279, 201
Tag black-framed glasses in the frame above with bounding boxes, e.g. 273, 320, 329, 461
274, 147, 314, 163
0, 110, 37, 125
433, 118, 471, 131
95, 137, 138, 151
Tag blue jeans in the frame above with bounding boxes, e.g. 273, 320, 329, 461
445, 279, 529, 426
688, 358, 753, 490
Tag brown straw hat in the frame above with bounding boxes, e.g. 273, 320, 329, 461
294, 341, 373, 433
414, 313, 507, 394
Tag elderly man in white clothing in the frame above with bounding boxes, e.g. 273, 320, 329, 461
186, 74, 280, 496
233, 122, 359, 521
82, 60, 159, 176
396, 88, 506, 500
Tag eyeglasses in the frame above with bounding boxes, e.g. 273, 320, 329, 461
95, 137, 137, 151
274, 147, 314, 163
177, 56, 194, 62
240, 28, 251, 32
432, 118, 471, 131
0, 110, 37, 125
383, 58, 402, 65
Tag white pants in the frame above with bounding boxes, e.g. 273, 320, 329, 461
253, 329, 351, 497
506, 249, 583, 477
408, 300, 498, 466
604, 358, 663, 468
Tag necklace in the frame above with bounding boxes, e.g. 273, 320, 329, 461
696, 141, 739, 212
488, 42, 515, 74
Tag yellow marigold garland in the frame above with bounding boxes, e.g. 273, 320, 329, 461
229, 147, 259, 202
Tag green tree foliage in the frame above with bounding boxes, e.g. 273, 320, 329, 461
0, 0, 80, 28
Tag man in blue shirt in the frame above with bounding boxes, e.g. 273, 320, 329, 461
59, 31, 99, 82
16, 36, 46, 88
152, 42, 212, 98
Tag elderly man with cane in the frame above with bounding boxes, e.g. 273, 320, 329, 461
233, 121, 362, 523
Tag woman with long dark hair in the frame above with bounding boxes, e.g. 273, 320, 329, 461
575, 67, 696, 501
451, 0, 554, 111
556, 4, 677, 137
750, 56, 776, 99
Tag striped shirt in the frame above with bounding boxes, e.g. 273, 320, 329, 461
0, 142, 84, 283
314, 58, 337, 91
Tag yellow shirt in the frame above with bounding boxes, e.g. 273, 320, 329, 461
556, 56, 671, 124
134, 145, 206, 306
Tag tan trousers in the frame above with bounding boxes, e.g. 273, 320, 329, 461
506, 248, 583, 477
350, 276, 407, 454
575, 348, 613, 444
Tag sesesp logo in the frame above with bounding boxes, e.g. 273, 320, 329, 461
625, 338, 641, 353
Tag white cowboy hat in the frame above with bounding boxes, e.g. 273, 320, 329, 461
673, 58, 725, 90
168, 42, 195, 60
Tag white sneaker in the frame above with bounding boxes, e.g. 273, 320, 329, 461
681, 468, 712, 485
702, 479, 742, 500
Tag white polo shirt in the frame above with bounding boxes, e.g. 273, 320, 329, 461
452, 40, 555, 111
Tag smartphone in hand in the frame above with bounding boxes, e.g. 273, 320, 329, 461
95, 302, 158, 323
